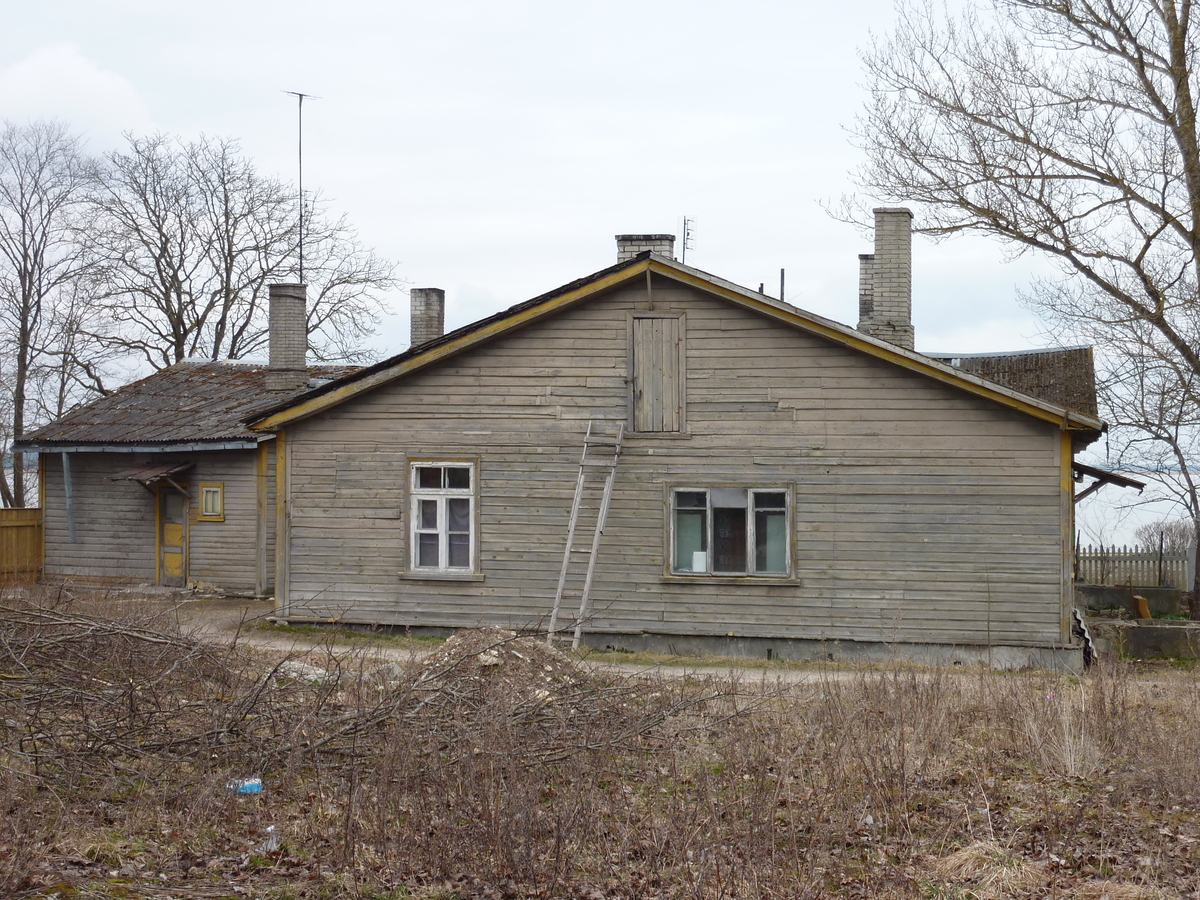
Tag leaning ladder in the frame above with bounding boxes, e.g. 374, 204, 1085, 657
547, 421, 625, 649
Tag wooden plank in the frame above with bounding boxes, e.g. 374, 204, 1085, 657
0, 507, 42, 582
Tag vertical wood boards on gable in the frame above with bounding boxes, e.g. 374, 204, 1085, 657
278, 280, 1072, 649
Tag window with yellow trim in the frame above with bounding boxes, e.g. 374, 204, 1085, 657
198, 482, 225, 521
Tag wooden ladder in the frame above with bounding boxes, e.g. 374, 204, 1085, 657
547, 421, 625, 649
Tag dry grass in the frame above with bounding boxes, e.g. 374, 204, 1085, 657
2, 585, 1200, 899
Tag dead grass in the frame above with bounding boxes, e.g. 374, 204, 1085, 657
256, 618, 447, 650
2, 585, 1200, 899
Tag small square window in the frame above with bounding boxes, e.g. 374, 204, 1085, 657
197, 483, 224, 522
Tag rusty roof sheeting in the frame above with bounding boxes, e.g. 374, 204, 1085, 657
924, 347, 1098, 417
18, 361, 358, 446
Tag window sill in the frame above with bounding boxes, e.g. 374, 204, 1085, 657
626, 431, 692, 439
661, 574, 799, 586
399, 571, 485, 582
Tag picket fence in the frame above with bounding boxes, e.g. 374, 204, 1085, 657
1075, 544, 1193, 587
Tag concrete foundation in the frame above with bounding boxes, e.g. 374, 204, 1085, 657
1086, 619, 1200, 660
279, 616, 1086, 673
576, 632, 1085, 674
1076, 583, 1182, 617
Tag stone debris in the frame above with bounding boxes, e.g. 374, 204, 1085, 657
417, 627, 583, 694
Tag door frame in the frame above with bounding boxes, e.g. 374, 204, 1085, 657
155, 482, 189, 586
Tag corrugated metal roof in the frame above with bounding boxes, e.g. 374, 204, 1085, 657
18, 361, 358, 446
925, 347, 1098, 417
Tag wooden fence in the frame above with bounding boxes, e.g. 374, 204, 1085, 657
1075, 544, 1193, 587
0, 508, 42, 583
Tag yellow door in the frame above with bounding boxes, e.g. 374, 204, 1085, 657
159, 487, 187, 587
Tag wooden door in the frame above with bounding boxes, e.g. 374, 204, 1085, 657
158, 486, 188, 587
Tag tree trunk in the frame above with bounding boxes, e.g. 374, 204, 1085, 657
1191, 517, 1200, 619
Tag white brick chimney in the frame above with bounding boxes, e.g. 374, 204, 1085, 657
267, 283, 308, 392
857, 208, 914, 351
616, 234, 676, 262
410, 288, 445, 346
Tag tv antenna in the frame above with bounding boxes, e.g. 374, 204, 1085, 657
283, 90, 319, 283
681, 216, 695, 264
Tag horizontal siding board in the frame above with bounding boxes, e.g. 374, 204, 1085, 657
280, 282, 1072, 650
42, 448, 264, 593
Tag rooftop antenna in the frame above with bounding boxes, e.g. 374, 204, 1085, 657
283, 90, 319, 283
681, 216, 695, 264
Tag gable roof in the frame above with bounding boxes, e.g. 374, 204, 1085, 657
249, 253, 1105, 437
925, 347, 1097, 417
15, 361, 357, 452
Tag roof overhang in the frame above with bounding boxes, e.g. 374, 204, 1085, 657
110, 461, 195, 486
13, 438, 266, 454
249, 255, 1106, 437
1073, 461, 1146, 503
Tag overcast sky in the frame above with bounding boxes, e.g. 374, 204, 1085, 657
4, 0, 1155, 535
0, 0, 1063, 356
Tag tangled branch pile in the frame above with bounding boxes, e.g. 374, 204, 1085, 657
3, 591, 1200, 899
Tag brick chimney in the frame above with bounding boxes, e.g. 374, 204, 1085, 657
857, 208, 914, 351
267, 283, 308, 392
616, 234, 676, 262
410, 288, 445, 346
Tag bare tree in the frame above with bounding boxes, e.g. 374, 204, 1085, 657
856, 0, 1200, 599
0, 121, 89, 507
84, 133, 397, 370
300, 211, 396, 363
1134, 517, 1196, 553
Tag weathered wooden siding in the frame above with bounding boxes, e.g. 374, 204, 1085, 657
281, 278, 1068, 648
187, 449, 262, 593
43, 452, 156, 582
42, 448, 265, 593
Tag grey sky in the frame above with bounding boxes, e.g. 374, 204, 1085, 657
0, 0, 1057, 357
7, 0, 1157, 535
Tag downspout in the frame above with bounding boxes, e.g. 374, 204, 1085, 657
61, 452, 76, 544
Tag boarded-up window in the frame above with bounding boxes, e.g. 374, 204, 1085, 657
631, 314, 683, 432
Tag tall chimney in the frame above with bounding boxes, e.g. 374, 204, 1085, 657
267, 283, 308, 392
857, 253, 875, 324
857, 208, 914, 351
616, 234, 676, 262
410, 288, 445, 346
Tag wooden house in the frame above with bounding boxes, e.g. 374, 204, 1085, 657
14, 285, 355, 594
248, 210, 1107, 670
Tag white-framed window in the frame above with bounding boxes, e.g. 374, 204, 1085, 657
197, 482, 224, 522
671, 487, 789, 576
410, 462, 475, 572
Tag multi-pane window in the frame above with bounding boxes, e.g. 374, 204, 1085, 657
672, 488, 789, 576
411, 463, 474, 572
197, 482, 224, 522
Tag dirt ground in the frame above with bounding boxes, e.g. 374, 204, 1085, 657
128, 591, 845, 681
4, 585, 1200, 899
